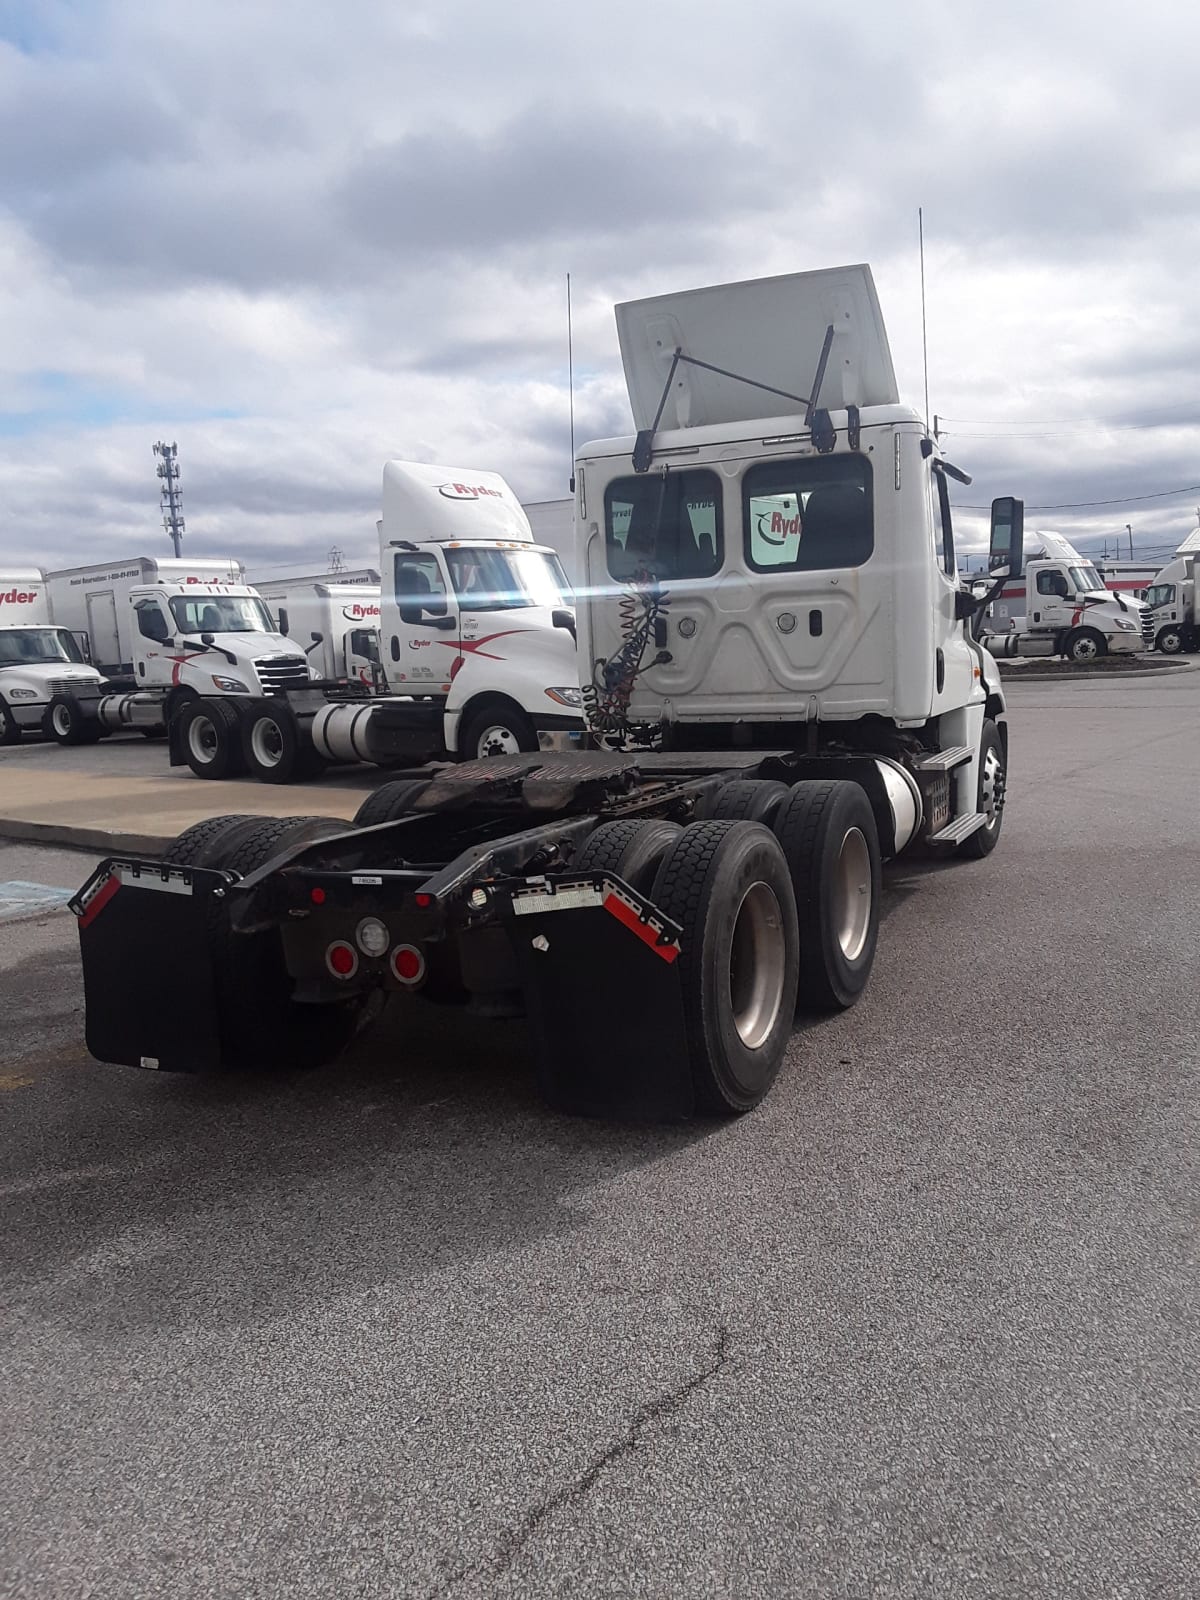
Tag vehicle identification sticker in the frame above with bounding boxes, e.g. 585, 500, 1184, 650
352, 875, 384, 885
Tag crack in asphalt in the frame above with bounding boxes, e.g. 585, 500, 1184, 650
428, 1323, 732, 1596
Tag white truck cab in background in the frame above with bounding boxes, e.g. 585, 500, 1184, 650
980, 531, 1152, 660
255, 575, 382, 685
0, 569, 105, 744
1144, 552, 1199, 654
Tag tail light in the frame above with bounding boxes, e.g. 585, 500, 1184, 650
390, 944, 426, 986
325, 941, 359, 980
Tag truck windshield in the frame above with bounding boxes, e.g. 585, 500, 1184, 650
443, 548, 573, 612
168, 596, 275, 634
1069, 565, 1106, 594
1145, 583, 1174, 608
0, 628, 84, 666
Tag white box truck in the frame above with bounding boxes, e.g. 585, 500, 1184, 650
980, 531, 1152, 660
0, 568, 106, 745
255, 577, 382, 685
74, 263, 1022, 1124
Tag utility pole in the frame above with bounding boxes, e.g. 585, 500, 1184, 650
153, 441, 185, 559
1126, 522, 1133, 560
327, 545, 346, 575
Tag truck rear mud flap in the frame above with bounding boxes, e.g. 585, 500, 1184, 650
71, 860, 227, 1072
505, 877, 693, 1120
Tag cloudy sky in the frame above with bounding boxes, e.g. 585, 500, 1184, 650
2, 0, 1198, 580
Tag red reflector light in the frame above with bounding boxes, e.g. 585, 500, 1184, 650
325, 941, 358, 979
391, 944, 425, 985
414, 893, 432, 908
311, 887, 326, 905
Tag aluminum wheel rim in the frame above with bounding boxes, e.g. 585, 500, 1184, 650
833, 827, 872, 963
728, 881, 787, 1050
187, 715, 219, 764
52, 705, 72, 738
1161, 631, 1181, 654
478, 724, 520, 758
1074, 636, 1099, 660
251, 718, 284, 767
980, 747, 1004, 833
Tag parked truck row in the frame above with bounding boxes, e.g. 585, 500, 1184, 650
73, 262, 1026, 1121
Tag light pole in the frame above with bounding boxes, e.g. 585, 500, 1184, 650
1126, 522, 1133, 561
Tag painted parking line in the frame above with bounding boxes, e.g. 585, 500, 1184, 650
0, 880, 74, 922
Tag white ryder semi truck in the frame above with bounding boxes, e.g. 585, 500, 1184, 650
0, 569, 106, 745
980, 531, 1152, 660
73, 263, 1022, 1121
173, 461, 584, 784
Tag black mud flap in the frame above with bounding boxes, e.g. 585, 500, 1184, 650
506, 876, 693, 1121
71, 860, 228, 1072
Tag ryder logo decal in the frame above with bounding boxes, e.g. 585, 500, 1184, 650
0, 589, 39, 605
437, 482, 503, 501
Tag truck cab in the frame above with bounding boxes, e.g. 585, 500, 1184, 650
984, 532, 1151, 659
1143, 555, 1197, 654
380, 462, 582, 759
127, 582, 310, 699
0, 570, 104, 744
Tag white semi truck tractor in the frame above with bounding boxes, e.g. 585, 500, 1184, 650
42, 557, 312, 752
255, 576, 383, 685
1143, 553, 1199, 654
0, 569, 106, 745
981, 531, 1152, 660
72, 263, 1022, 1121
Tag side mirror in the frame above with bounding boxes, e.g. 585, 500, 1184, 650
954, 591, 977, 622
989, 497, 1024, 579
552, 607, 577, 641
200, 632, 215, 645
310, 630, 324, 643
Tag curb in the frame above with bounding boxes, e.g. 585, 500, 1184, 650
998, 660, 1200, 683
0, 818, 166, 856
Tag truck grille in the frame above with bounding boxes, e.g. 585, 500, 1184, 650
46, 676, 99, 697
1140, 612, 1155, 646
254, 656, 311, 693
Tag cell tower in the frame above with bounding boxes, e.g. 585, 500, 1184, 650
153, 441, 185, 559
327, 544, 347, 575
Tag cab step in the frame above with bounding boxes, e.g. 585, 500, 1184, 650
927, 811, 988, 845
911, 745, 973, 773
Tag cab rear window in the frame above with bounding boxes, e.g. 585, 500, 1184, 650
743, 456, 874, 572
604, 470, 722, 581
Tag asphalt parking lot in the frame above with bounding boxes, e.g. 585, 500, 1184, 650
2, 671, 1199, 1599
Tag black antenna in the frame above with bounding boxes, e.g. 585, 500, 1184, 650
919, 207, 931, 433
566, 272, 576, 494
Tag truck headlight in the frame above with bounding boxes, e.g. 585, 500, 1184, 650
8, 688, 38, 699
1114, 618, 1136, 631
545, 687, 583, 707
211, 675, 251, 692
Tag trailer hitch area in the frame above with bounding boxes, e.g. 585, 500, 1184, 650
71, 858, 230, 1072
502, 873, 695, 1121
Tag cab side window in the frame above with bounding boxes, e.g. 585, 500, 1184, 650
1037, 571, 1068, 598
932, 468, 956, 578
135, 600, 169, 643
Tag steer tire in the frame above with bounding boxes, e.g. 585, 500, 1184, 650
205, 816, 366, 1072
352, 779, 432, 828
1064, 627, 1106, 663
704, 779, 792, 825
958, 719, 1006, 861
459, 703, 539, 761
649, 820, 799, 1116
574, 818, 683, 895
179, 698, 246, 780
0, 696, 22, 746
772, 780, 881, 1013
1157, 627, 1184, 656
43, 693, 101, 746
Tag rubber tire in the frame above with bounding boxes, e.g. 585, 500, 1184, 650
459, 702, 539, 761
1158, 627, 1183, 656
1065, 627, 1106, 663
705, 779, 792, 825
772, 780, 881, 1012
573, 818, 683, 895
242, 704, 314, 785
0, 697, 21, 747
43, 693, 102, 746
352, 778, 432, 828
179, 697, 246, 780
205, 816, 366, 1072
958, 719, 1006, 861
163, 813, 261, 868
649, 820, 800, 1116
